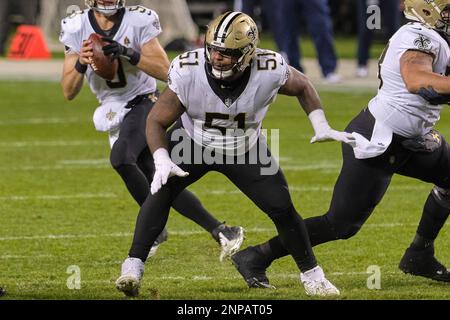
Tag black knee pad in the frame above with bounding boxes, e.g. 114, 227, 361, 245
110, 139, 136, 169
327, 217, 362, 240
336, 225, 361, 239
432, 186, 450, 209
267, 205, 297, 222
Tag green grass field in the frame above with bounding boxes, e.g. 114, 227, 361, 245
0, 81, 449, 300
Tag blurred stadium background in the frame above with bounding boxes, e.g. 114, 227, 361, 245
0, 0, 449, 300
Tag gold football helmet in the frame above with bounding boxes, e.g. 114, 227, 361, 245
85, 0, 125, 16
205, 11, 258, 79
404, 0, 450, 35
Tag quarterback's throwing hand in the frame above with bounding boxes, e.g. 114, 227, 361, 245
102, 37, 141, 65
151, 148, 189, 195
102, 38, 127, 59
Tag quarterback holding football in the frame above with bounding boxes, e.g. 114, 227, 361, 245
59, 0, 245, 263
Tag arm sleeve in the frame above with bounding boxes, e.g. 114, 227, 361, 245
277, 53, 291, 87
139, 10, 162, 46
167, 57, 187, 107
259, 50, 290, 88
395, 26, 442, 59
59, 19, 81, 54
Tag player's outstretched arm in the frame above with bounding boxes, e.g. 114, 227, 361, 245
61, 40, 92, 100
146, 87, 188, 194
279, 67, 355, 146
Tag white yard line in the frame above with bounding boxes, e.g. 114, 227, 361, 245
282, 164, 340, 171
289, 184, 432, 192
193, 184, 431, 195
158, 271, 401, 281
0, 232, 131, 241
0, 183, 431, 201
1, 165, 110, 171
0, 193, 116, 201
1, 271, 402, 286
0, 140, 104, 147
0, 157, 336, 171
0, 118, 87, 125
0, 254, 53, 259
58, 159, 109, 165
2, 222, 446, 242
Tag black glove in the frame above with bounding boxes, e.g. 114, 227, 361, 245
401, 129, 442, 153
417, 86, 450, 105
102, 37, 140, 65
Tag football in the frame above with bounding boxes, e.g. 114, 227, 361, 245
88, 33, 118, 81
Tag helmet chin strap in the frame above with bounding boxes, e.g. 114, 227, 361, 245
211, 67, 234, 79
211, 57, 245, 80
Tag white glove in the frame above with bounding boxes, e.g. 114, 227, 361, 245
151, 148, 189, 195
308, 109, 356, 147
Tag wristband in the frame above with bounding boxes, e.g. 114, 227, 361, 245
126, 48, 141, 66
75, 59, 88, 74
308, 109, 330, 133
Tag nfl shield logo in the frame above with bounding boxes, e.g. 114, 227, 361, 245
225, 98, 233, 107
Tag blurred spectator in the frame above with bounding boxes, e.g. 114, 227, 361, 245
356, 0, 402, 78
234, 0, 283, 49
237, 0, 340, 83
0, 0, 39, 55
281, 0, 340, 82
329, 0, 355, 34
140, 0, 200, 49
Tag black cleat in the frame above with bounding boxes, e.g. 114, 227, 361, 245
231, 246, 275, 289
399, 246, 450, 283
0, 287, 6, 297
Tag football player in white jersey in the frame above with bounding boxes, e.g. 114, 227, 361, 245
115, 11, 356, 297
59, 0, 245, 260
235, 0, 450, 285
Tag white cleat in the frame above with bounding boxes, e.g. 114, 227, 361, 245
212, 225, 245, 262
147, 244, 160, 259
147, 228, 169, 259
115, 257, 144, 297
300, 266, 340, 297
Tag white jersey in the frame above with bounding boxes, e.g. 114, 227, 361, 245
168, 48, 290, 154
59, 6, 161, 105
368, 22, 450, 138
